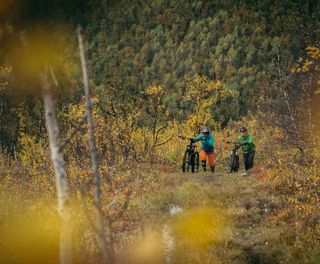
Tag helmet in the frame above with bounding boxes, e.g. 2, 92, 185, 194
239, 126, 247, 132
202, 126, 210, 136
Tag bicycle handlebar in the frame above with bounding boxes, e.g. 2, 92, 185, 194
225, 140, 237, 144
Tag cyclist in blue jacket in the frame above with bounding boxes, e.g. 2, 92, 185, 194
190, 126, 215, 173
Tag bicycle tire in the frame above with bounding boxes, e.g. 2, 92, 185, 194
194, 151, 199, 172
191, 162, 195, 173
182, 150, 189, 172
230, 154, 235, 172
189, 153, 195, 173
230, 151, 239, 172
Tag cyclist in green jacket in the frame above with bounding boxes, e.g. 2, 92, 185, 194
237, 126, 255, 176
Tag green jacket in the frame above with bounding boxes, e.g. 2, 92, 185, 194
237, 133, 255, 153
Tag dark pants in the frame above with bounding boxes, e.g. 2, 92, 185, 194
243, 151, 255, 171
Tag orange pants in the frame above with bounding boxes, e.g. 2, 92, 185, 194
200, 150, 215, 167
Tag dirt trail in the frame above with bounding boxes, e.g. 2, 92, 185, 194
143, 166, 283, 263
200, 170, 280, 263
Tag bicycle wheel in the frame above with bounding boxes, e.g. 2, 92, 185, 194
182, 150, 189, 172
230, 151, 240, 172
194, 151, 199, 172
189, 153, 195, 173
234, 155, 239, 172
230, 152, 235, 172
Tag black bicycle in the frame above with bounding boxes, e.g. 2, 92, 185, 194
179, 136, 200, 173
225, 141, 240, 173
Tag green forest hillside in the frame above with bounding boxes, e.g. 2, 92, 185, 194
87, 0, 319, 122
1, 0, 319, 155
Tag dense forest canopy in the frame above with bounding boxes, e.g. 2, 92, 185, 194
0, 0, 319, 154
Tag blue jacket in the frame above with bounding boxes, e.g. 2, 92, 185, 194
192, 133, 214, 152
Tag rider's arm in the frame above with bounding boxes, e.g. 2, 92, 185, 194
191, 134, 204, 143
236, 137, 243, 149
209, 134, 214, 146
247, 134, 254, 146
242, 135, 254, 147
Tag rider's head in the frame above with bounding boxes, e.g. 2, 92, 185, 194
202, 126, 210, 138
239, 126, 247, 136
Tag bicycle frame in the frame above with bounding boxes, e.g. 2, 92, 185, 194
179, 136, 199, 173
186, 140, 196, 158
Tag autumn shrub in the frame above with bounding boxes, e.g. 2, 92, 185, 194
231, 112, 320, 262
2, 76, 319, 263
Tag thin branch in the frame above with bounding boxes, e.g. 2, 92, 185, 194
60, 112, 87, 152
155, 136, 174, 147
97, 102, 117, 118
77, 25, 111, 264
49, 65, 59, 87
155, 125, 168, 142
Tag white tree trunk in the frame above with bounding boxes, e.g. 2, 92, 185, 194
40, 69, 72, 264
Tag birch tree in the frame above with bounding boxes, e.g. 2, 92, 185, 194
18, 29, 73, 264
40, 65, 73, 264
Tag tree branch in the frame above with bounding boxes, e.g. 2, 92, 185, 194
155, 136, 174, 147
60, 112, 87, 152
77, 25, 111, 264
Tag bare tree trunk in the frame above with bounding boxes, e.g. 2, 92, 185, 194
276, 49, 304, 153
40, 68, 72, 264
77, 26, 112, 263
109, 134, 116, 166
280, 85, 303, 144
307, 78, 313, 138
